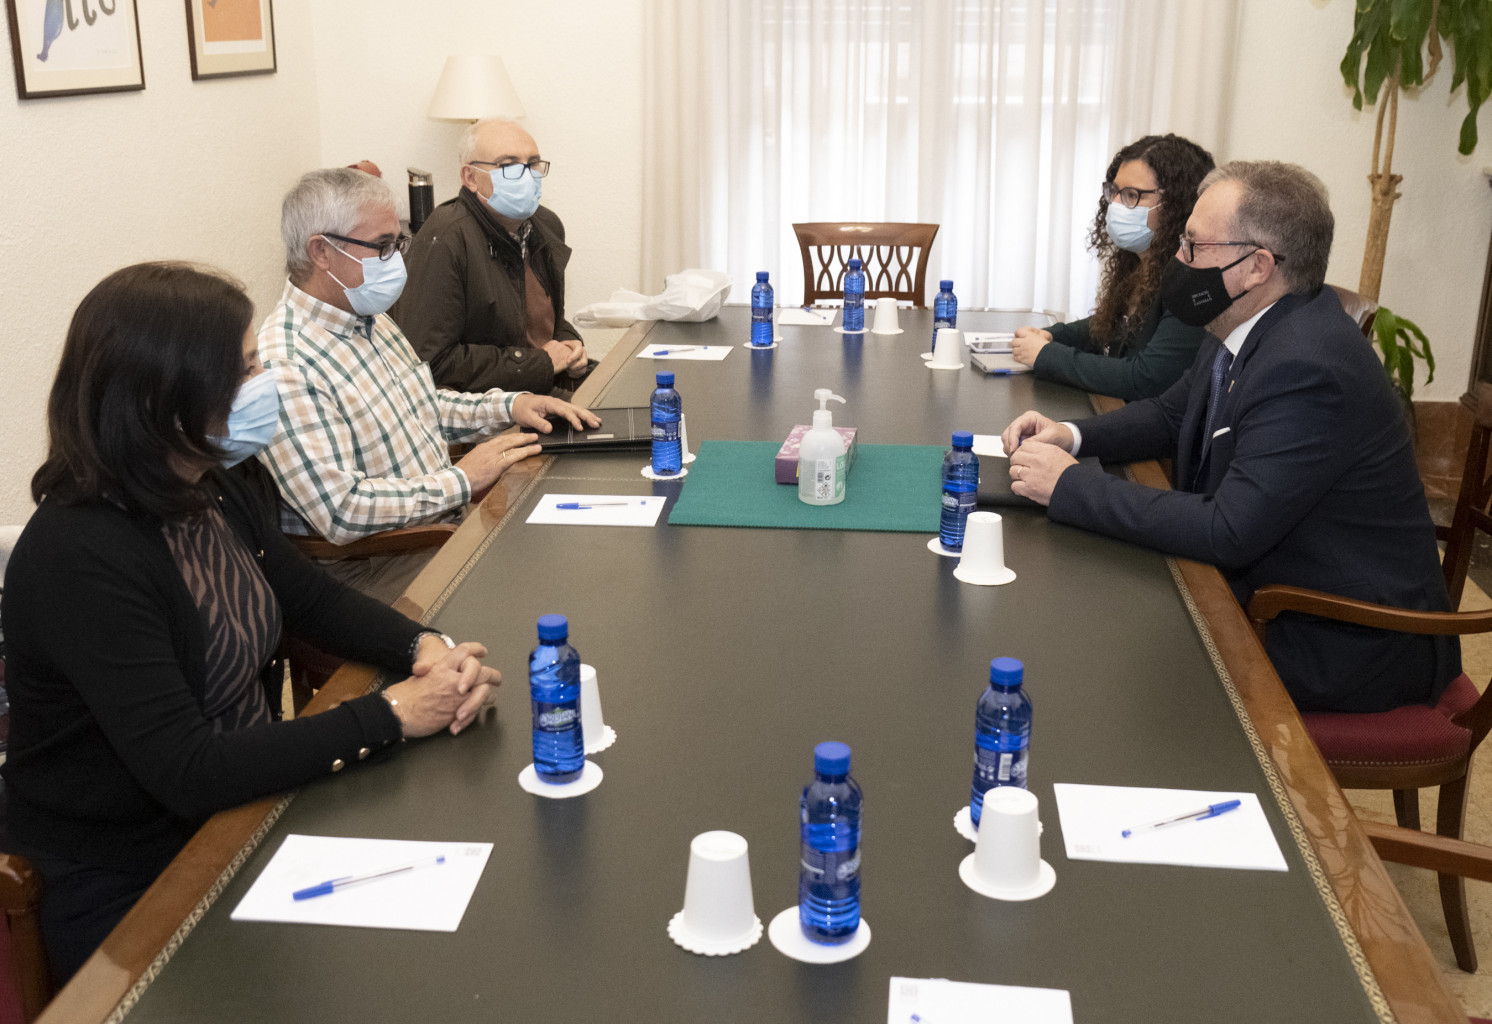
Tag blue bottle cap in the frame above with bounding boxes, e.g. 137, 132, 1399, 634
951, 430, 974, 449
756, 270, 769, 282
941, 279, 954, 290
848, 257, 862, 270
537, 614, 568, 641
656, 371, 675, 387
990, 657, 1024, 687
814, 741, 852, 775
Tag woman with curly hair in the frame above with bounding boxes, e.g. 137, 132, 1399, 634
1010, 134, 1215, 400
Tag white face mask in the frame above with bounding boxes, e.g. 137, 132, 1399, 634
1105, 201, 1155, 253
323, 239, 408, 316
211, 370, 281, 467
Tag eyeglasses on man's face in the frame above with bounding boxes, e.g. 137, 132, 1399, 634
1102, 181, 1163, 209
1177, 237, 1284, 265
321, 232, 412, 261
469, 159, 551, 179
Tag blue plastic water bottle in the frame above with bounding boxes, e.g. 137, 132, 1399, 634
970, 657, 1032, 828
650, 371, 682, 474
751, 271, 774, 346
939, 430, 979, 551
530, 614, 584, 783
933, 280, 958, 344
842, 258, 866, 332
799, 741, 863, 944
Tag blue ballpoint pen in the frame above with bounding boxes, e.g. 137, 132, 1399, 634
1121, 799, 1242, 838
555, 501, 638, 510
292, 855, 447, 900
651, 346, 703, 356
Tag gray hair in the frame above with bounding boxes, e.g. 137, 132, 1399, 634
280, 168, 397, 280
1198, 161, 1333, 293
457, 118, 524, 166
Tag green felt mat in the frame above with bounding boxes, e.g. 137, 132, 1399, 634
666, 440, 944, 532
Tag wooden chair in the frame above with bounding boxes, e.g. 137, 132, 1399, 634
1246, 588, 1492, 971
0, 855, 49, 1023
792, 222, 939, 308
1329, 283, 1379, 338
1437, 381, 1492, 611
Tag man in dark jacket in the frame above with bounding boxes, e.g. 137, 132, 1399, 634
392, 119, 591, 395
1000, 161, 1458, 714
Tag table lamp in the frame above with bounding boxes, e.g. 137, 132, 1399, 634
427, 55, 526, 122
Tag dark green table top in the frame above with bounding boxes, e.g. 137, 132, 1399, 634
121, 308, 1383, 1023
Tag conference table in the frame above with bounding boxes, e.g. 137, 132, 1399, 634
45, 307, 1466, 1023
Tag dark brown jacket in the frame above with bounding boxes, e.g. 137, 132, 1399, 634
392, 188, 582, 394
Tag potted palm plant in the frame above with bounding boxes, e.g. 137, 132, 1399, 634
1339, 0, 1489, 402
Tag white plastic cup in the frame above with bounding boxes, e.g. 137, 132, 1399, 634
928, 327, 963, 368
953, 511, 1016, 585
579, 663, 606, 750
871, 297, 901, 335
971, 787, 1042, 889
679, 831, 758, 944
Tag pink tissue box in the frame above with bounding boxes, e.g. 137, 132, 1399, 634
775, 425, 859, 484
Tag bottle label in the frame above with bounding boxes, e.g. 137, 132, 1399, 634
652, 421, 679, 442
536, 706, 577, 730
973, 746, 1028, 787
998, 753, 1013, 782
800, 845, 860, 883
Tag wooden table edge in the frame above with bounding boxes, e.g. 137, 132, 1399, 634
37, 329, 1466, 1024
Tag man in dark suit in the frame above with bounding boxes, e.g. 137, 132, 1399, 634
1001, 160, 1458, 713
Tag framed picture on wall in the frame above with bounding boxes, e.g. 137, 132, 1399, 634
184, 0, 274, 80
5, 0, 145, 99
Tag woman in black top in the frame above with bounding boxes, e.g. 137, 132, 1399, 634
1010, 134, 1215, 400
2, 263, 499, 986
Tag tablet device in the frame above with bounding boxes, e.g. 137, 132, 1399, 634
537, 407, 653, 453
971, 352, 1032, 375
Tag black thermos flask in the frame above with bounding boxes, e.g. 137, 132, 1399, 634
408, 168, 434, 235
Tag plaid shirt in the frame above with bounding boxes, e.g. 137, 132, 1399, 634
257, 281, 519, 543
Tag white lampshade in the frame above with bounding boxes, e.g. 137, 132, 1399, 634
427, 55, 526, 122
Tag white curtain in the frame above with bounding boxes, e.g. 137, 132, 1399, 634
643, 0, 1237, 319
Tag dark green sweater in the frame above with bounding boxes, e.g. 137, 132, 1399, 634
1034, 299, 1204, 401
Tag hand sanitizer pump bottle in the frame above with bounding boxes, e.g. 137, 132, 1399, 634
798, 389, 847, 506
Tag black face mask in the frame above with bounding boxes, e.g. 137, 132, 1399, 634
1160, 251, 1256, 327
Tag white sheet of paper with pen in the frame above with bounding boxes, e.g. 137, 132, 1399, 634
230, 834, 493, 931
1052, 783, 1288, 871
526, 494, 667, 527
778, 306, 839, 326
887, 977, 1073, 1024
637, 345, 732, 360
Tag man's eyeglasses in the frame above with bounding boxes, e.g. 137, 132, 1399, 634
321, 232, 412, 261
469, 159, 551, 179
1178, 238, 1285, 264
1102, 181, 1163, 209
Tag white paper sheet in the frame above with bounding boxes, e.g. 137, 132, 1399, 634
526, 494, 667, 527
637, 344, 733, 360
777, 306, 839, 326
971, 434, 1007, 459
230, 834, 493, 931
888, 977, 1073, 1024
1052, 784, 1288, 872
964, 331, 1014, 353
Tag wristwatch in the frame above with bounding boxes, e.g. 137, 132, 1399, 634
408, 630, 456, 665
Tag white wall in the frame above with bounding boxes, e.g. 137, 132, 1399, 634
0, 1, 324, 524
1227, 0, 1492, 404
308, 0, 646, 333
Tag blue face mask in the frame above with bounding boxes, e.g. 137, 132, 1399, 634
324, 240, 408, 316
212, 370, 281, 467
1105, 201, 1155, 253
484, 166, 543, 220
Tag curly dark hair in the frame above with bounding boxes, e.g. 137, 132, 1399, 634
1087, 134, 1215, 352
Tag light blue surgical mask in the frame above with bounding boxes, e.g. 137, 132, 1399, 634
212, 370, 281, 467
323, 239, 408, 316
485, 166, 542, 220
1105, 201, 1155, 253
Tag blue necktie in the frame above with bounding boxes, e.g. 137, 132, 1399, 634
1202, 347, 1234, 449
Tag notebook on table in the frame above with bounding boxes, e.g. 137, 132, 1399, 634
537, 407, 653, 453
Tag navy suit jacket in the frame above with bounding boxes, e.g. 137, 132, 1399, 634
1048, 288, 1458, 712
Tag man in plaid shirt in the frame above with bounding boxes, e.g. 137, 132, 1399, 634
258, 168, 597, 601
